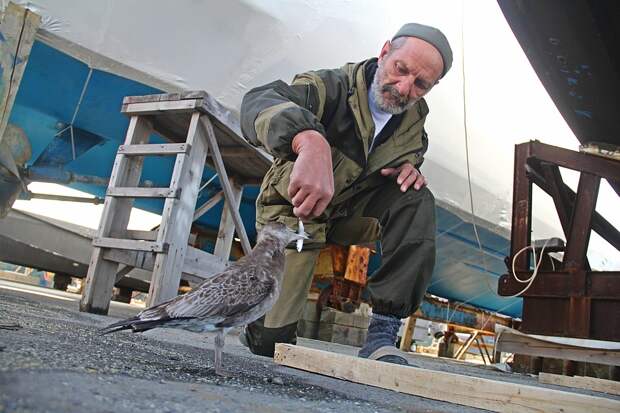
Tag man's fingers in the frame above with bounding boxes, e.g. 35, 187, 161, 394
293, 193, 320, 220
381, 167, 398, 177
310, 197, 330, 218
413, 173, 427, 190
396, 165, 415, 186
290, 187, 308, 208
399, 172, 417, 192
288, 180, 301, 200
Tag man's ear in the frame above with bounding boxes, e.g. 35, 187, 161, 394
378, 40, 391, 63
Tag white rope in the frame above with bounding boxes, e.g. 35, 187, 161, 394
505, 238, 551, 298
55, 67, 94, 160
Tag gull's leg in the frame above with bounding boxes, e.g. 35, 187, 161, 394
214, 329, 225, 376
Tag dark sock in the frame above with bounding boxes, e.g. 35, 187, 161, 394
358, 313, 402, 358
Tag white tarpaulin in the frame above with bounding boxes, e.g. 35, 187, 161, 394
3, 0, 618, 269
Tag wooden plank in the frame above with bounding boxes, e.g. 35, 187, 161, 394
193, 190, 223, 221
274, 344, 620, 413
0, 3, 41, 145
213, 177, 243, 260
121, 100, 199, 115
118, 143, 189, 156
183, 246, 227, 280
80, 116, 152, 315
102, 246, 226, 284
539, 372, 620, 396
455, 332, 479, 360
122, 91, 207, 105
495, 327, 620, 366
399, 316, 416, 352
200, 116, 251, 255
106, 187, 179, 198
148, 112, 208, 306
93, 237, 167, 253
126, 230, 158, 241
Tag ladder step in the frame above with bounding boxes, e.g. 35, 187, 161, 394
93, 237, 169, 253
118, 143, 190, 156
106, 187, 180, 198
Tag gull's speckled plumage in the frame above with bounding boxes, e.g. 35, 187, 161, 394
100, 222, 306, 375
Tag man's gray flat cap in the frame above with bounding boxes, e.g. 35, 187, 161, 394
392, 22, 453, 78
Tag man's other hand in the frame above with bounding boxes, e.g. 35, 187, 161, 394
381, 162, 426, 192
288, 130, 334, 220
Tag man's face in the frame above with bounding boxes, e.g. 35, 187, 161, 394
373, 37, 444, 114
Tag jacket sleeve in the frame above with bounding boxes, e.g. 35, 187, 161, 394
240, 72, 330, 161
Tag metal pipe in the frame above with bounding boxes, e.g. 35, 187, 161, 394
24, 191, 103, 205
25, 166, 110, 186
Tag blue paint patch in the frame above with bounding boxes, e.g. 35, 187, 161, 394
32, 126, 107, 167
462, 262, 502, 276
567, 77, 578, 86
575, 109, 592, 118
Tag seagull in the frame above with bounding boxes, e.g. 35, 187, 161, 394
100, 222, 307, 375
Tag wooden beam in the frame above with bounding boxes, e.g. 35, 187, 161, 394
213, 177, 243, 260
399, 316, 416, 352
118, 143, 189, 156
0, 3, 41, 146
274, 344, 619, 413
193, 190, 223, 221
199, 116, 251, 254
102, 246, 226, 285
93, 237, 167, 253
80, 116, 152, 315
106, 187, 179, 198
121, 99, 199, 115
454, 332, 478, 360
148, 112, 208, 306
495, 326, 620, 366
538, 372, 620, 396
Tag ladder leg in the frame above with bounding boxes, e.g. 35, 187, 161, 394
213, 177, 244, 260
199, 117, 252, 255
147, 112, 208, 306
80, 116, 151, 314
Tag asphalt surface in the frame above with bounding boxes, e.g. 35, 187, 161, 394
0, 279, 494, 413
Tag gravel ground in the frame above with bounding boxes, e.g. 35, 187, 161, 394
0, 281, 486, 413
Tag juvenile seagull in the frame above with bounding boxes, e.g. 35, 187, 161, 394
100, 222, 307, 375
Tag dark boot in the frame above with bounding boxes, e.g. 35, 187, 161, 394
358, 313, 408, 365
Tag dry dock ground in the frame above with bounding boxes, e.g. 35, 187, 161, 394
1, 279, 616, 413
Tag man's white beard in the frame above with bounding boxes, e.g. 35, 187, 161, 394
371, 62, 418, 115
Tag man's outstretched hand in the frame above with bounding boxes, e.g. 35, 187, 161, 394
288, 130, 334, 220
381, 162, 426, 192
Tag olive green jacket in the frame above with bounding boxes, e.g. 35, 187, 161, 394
240, 58, 430, 244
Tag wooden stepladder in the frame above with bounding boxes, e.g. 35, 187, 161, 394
80, 92, 261, 315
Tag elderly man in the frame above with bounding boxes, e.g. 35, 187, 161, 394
239, 23, 452, 364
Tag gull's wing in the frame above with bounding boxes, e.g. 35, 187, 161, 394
139, 261, 275, 323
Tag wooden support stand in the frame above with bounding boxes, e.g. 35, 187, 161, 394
498, 141, 620, 341
80, 91, 271, 314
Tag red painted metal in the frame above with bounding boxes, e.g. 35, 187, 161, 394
499, 141, 620, 340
